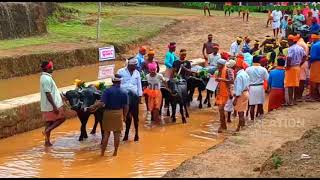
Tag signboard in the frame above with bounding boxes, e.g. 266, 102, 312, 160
98, 64, 115, 80
206, 77, 219, 92
99, 46, 116, 61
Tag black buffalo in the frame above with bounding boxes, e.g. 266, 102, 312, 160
64, 86, 104, 141
187, 76, 213, 109
160, 79, 189, 123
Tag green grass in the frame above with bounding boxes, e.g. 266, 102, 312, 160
272, 154, 283, 169
0, 3, 194, 50
0, 2, 265, 51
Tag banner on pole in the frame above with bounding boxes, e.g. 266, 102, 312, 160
98, 64, 115, 80
99, 46, 116, 61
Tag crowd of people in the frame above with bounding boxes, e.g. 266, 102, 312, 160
38, 4, 320, 156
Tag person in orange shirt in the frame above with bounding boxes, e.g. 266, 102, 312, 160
215, 58, 234, 133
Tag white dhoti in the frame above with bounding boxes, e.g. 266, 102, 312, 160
249, 85, 265, 105
272, 20, 280, 29
281, 28, 286, 38
224, 97, 234, 112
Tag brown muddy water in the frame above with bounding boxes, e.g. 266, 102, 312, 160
0, 61, 126, 101
0, 102, 225, 178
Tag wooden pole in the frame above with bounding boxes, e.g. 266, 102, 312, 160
96, 2, 102, 42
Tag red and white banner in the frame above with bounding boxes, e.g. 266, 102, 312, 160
99, 46, 115, 61
98, 65, 115, 80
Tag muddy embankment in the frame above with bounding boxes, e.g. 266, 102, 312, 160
0, 104, 75, 139
260, 126, 320, 178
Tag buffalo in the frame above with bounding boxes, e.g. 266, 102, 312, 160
187, 76, 213, 109
64, 85, 104, 141
160, 79, 189, 123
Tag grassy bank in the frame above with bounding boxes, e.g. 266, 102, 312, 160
0, 3, 203, 50
0, 2, 266, 51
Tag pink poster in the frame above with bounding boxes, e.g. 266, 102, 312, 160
98, 65, 115, 80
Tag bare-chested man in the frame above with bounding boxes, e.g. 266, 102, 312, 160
202, 34, 218, 66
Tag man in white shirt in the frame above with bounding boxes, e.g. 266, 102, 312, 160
245, 56, 269, 121
117, 57, 143, 141
230, 37, 243, 57
272, 8, 283, 38
40, 60, 66, 147
207, 45, 221, 74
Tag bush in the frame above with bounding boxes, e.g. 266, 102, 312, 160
272, 154, 283, 169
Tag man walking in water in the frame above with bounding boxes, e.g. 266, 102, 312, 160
88, 74, 129, 156
117, 57, 143, 141
215, 58, 234, 133
40, 60, 66, 147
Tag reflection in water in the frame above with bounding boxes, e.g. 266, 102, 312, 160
0, 103, 226, 178
0, 61, 126, 100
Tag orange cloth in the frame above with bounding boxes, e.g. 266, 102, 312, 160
236, 56, 249, 70
268, 88, 285, 112
234, 91, 249, 112
148, 49, 155, 55
144, 89, 162, 111
263, 80, 268, 90
215, 66, 230, 106
42, 107, 65, 122
288, 34, 300, 42
285, 66, 301, 87
310, 61, 320, 83
140, 46, 147, 52
311, 34, 320, 40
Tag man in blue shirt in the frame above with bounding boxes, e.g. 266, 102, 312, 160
308, 34, 320, 101
88, 74, 129, 156
268, 57, 286, 111
164, 42, 177, 79
310, 18, 320, 34
135, 46, 147, 72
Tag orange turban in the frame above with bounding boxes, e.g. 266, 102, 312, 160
221, 51, 230, 60
288, 34, 300, 42
311, 34, 320, 40
236, 54, 244, 60
148, 48, 155, 55
235, 55, 248, 69
139, 46, 147, 52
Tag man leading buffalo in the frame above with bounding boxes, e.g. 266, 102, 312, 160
40, 60, 66, 147
117, 57, 143, 141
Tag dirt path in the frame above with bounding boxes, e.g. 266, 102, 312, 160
163, 102, 320, 178
124, 14, 271, 61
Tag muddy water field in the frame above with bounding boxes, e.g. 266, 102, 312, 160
1, 9, 318, 178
